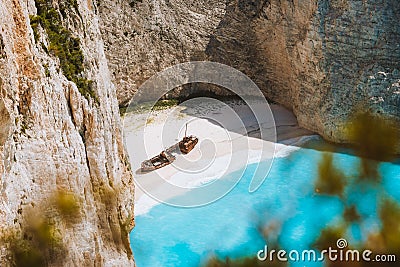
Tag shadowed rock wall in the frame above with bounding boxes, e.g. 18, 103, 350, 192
100, 0, 400, 144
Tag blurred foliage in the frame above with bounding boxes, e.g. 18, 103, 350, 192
4, 231, 46, 267
313, 227, 346, 251
52, 190, 81, 224
204, 111, 400, 266
3, 215, 65, 266
29, 0, 98, 103
379, 199, 400, 254
343, 205, 361, 223
315, 153, 347, 196
346, 111, 399, 181
346, 111, 399, 162
313, 112, 400, 266
1, 190, 82, 266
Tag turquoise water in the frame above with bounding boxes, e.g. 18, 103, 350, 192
130, 142, 400, 267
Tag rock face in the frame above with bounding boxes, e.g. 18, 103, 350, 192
97, 0, 227, 105
100, 0, 400, 143
0, 0, 135, 266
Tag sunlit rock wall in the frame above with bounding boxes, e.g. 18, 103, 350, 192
0, 0, 135, 265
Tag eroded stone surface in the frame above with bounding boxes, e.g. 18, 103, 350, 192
0, 0, 135, 265
99, 0, 400, 144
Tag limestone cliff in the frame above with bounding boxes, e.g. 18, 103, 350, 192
100, 0, 400, 144
97, 0, 227, 105
0, 0, 135, 266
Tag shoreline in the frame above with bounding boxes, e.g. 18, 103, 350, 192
123, 99, 316, 216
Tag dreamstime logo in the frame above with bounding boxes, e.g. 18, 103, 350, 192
123, 61, 276, 208
257, 238, 397, 263
336, 238, 348, 249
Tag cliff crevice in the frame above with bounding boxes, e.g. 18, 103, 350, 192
0, 0, 135, 265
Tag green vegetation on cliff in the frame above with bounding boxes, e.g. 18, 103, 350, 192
120, 99, 179, 116
30, 0, 98, 103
